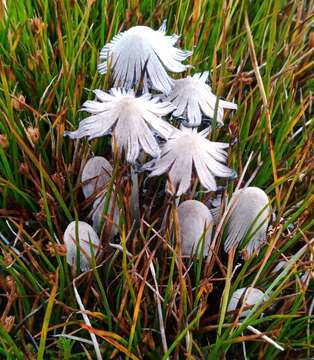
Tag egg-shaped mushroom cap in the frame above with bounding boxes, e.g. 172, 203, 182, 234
227, 287, 269, 317
64, 221, 101, 272
177, 200, 213, 257
92, 194, 119, 237
81, 156, 112, 199
224, 187, 271, 257
301, 271, 312, 287
271, 260, 288, 274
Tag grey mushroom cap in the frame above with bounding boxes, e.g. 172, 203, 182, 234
301, 271, 313, 287
227, 287, 269, 318
177, 200, 214, 257
81, 156, 112, 199
98, 22, 192, 94
91, 194, 119, 237
271, 260, 288, 274
64, 221, 101, 272
271, 260, 312, 287
164, 72, 237, 127
143, 126, 235, 196
224, 187, 271, 257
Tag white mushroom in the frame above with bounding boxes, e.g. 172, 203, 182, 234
271, 260, 313, 287
224, 187, 271, 257
64, 221, 101, 272
227, 287, 284, 351
143, 126, 235, 196
98, 21, 192, 94
91, 194, 119, 236
80, 156, 118, 237
164, 72, 237, 127
271, 260, 288, 274
81, 156, 112, 199
177, 200, 213, 256
301, 271, 313, 287
227, 287, 269, 318
65, 88, 175, 164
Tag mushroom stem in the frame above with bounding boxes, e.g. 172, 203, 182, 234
130, 167, 140, 226
241, 332, 248, 360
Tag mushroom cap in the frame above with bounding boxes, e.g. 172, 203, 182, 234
81, 156, 112, 199
227, 287, 268, 317
143, 127, 234, 196
65, 89, 175, 164
98, 23, 192, 93
164, 72, 237, 127
271, 260, 288, 274
272, 260, 312, 286
224, 187, 271, 257
91, 194, 119, 237
177, 200, 213, 257
64, 221, 101, 272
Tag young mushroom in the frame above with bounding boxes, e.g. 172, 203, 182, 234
91, 194, 119, 236
177, 200, 213, 256
227, 286, 269, 318
227, 286, 284, 352
65, 89, 175, 164
81, 156, 119, 236
143, 126, 235, 196
224, 187, 271, 257
208, 193, 223, 224
164, 72, 237, 127
64, 221, 101, 272
271, 260, 288, 274
81, 156, 112, 199
98, 21, 192, 93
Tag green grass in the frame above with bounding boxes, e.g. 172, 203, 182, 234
0, 0, 313, 358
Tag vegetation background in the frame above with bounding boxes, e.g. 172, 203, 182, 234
0, 0, 313, 358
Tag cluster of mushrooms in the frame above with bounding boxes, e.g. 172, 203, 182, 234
64, 22, 274, 325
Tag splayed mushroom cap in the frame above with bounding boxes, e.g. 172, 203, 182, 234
227, 287, 269, 318
81, 156, 112, 199
98, 22, 192, 94
143, 126, 235, 196
65, 89, 175, 163
64, 221, 101, 272
164, 72, 237, 127
224, 187, 271, 257
177, 200, 213, 257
